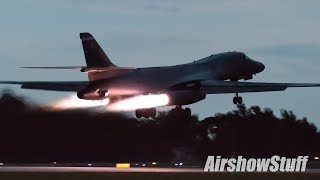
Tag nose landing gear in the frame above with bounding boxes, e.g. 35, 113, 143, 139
233, 93, 243, 104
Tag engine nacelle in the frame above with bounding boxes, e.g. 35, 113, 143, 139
166, 89, 206, 105
77, 88, 108, 100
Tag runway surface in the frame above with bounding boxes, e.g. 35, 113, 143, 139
1, 166, 320, 180
0, 166, 202, 172
0, 166, 320, 173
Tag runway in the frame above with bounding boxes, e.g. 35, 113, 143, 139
0, 166, 320, 180
0, 166, 203, 172
0, 166, 320, 173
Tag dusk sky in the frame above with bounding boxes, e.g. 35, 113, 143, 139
1, 1, 320, 127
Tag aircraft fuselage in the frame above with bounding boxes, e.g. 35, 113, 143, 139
77, 51, 265, 105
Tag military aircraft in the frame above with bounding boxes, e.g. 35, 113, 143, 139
1, 32, 320, 118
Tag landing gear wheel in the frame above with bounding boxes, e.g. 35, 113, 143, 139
185, 108, 191, 117
233, 97, 238, 104
135, 108, 157, 119
150, 108, 156, 118
135, 110, 142, 118
233, 94, 243, 104
144, 113, 150, 118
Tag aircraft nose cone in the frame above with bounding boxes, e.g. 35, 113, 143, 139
256, 62, 265, 73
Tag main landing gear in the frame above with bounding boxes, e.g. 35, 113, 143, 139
168, 105, 192, 119
135, 106, 192, 119
233, 93, 243, 104
135, 108, 156, 118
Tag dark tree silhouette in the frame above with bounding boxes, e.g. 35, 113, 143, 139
0, 90, 319, 163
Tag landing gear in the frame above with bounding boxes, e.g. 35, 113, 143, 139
135, 108, 156, 119
135, 110, 143, 118
169, 105, 192, 119
233, 93, 243, 104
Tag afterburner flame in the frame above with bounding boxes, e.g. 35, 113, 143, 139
47, 95, 109, 110
107, 94, 169, 111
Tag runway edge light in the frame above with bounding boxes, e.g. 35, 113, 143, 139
116, 163, 131, 168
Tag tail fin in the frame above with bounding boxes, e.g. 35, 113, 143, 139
80, 32, 116, 67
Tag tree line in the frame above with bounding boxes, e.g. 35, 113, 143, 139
0, 90, 319, 163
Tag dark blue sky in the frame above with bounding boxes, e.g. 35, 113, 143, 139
1, 0, 320, 127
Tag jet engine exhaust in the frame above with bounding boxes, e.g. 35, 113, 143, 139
47, 95, 109, 110
107, 94, 169, 111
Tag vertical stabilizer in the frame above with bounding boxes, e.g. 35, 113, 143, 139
80, 32, 116, 67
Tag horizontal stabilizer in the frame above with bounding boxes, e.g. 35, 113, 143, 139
20, 66, 135, 73
21, 66, 84, 69
81, 66, 135, 72
0, 81, 88, 92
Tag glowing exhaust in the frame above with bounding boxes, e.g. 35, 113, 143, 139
47, 95, 109, 110
107, 94, 169, 111
46, 94, 169, 112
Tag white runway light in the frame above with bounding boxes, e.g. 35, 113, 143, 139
47, 95, 109, 110
107, 94, 169, 111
